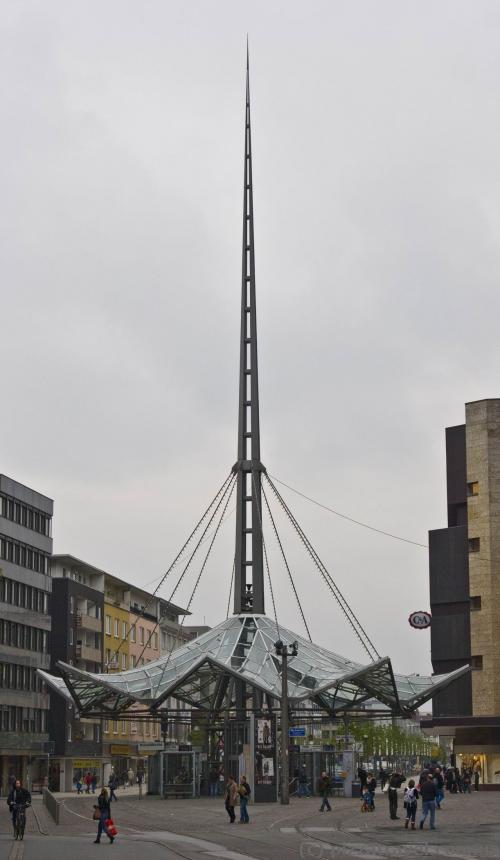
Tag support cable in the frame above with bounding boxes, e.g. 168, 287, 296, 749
265, 474, 380, 662
226, 558, 236, 620
262, 482, 312, 643
251, 472, 280, 640
110, 472, 235, 662
151, 475, 237, 694
270, 473, 427, 549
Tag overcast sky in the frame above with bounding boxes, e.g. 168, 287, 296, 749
2, 1, 500, 677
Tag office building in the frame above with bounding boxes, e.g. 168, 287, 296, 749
49, 555, 105, 790
426, 399, 500, 786
0, 474, 53, 791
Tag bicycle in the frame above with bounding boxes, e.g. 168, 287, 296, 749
12, 803, 28, 840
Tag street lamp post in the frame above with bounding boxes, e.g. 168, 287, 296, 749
275, 639, 298, 806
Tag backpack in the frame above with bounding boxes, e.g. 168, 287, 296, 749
404, 787, 416, 805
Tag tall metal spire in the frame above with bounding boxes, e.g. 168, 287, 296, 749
233, 45, 266, 615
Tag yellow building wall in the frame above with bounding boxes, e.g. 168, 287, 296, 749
103, 601, 130, 741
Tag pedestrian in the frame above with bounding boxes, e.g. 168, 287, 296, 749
108, 772, 118, 803
357, 767, 368, 791
474, 769, 480, 792
7, 779, 31, 833
379, 768, 387, 791
224, 776, 238, 823
93, 788, 115, 844
367, 773, 377, 810
85, 771, 92, 794
209, 766, 219, 798
403, 779, 419, 830
433, 767, 444, 809
91, 773, 97, 794
446, 767, 455, 793
388, 769, 405, 820
76, 778, 83, 795
127, 768, 134, 787
238, 775, 251, 823
462, 770, 471, 794
419, 774, 437, 830
298, 766, 310, 797
318, 771, 332, 812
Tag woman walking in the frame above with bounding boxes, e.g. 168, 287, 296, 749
94, 788, 115, 843
224, 776, 238, 824
238, 776, 251, 823
403, 780, 419, 830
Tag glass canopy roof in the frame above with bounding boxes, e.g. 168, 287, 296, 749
39, 614, 468, 718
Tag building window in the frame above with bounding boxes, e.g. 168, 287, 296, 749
471, 655, 483, 670
114, 618, 119, 638
139, 627, 144, 645
104, 719, 109, 734
70, 595, 75, 614
154, 632, 158, 650
121, 653, 127, 670
131, 655, 136, 669
122, 621, 127, 640
105, 615, 111, 636
469, 537, 480, 553
121, 720, 127, 734
470, 596, 482, 610
130, 625, 136, 643
113, 721, 118, 734
69, 628, 74, 645
68, 723, 72, 742
94, 724, 100, 742
467, 481, 479, 496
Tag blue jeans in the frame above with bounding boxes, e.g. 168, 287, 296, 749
420, 800, 436, 828
240, 795, 249, 822
209, 782, 218, 797
97, 812, 112, 840
320, 793, 331, 811
435, 788, 444, 806
298, 782, 310, 797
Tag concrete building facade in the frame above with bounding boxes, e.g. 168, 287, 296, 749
0, 474, 53, 793
49, 555, 105, 791
426, 400, 500, 786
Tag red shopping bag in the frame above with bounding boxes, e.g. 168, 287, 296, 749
105, 818, 118, 837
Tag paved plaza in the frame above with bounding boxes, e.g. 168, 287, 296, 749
1, 787, 500, 860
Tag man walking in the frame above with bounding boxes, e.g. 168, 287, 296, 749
419, 773, 437, 830
388, 769, 405, 820
433, 767, 444, 808
298, 766, 310, 797
318, 772, 332, 812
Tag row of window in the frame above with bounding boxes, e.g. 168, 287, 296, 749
0, 534, 50, 575
104, 615, 158, 650
0, 494, 52, 537
105, 649, 146, 670
0, 662, 46, 693
0, 705, 47, 734
102, 718, 159, 737
68, 721, 100, 743
0, 619, 49, 653
0, 577, 49, 614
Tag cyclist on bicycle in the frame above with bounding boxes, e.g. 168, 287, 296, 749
7, 779, 31, 832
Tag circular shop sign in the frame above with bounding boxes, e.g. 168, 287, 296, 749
408, 611, 432, 629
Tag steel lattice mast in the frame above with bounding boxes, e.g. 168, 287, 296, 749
233, 46, 266, 615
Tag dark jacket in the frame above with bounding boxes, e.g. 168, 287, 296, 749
97, 794, 111, 816
367, 778, 376, 793
318, 776, 331, 795
389, 773, 405, 789
433, 772, 444, 789
8, 787, 31, 808
420, 780, 437, 802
